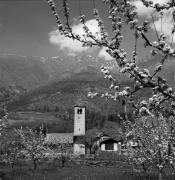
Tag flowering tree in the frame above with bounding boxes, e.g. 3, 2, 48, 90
46, 0, 175, 178
57, 142, 72, 167
46, 0, 175, 117
15, 127, 46, 170
126, 114, 175, 180
85, 128, 101, 154
0, 109, 7, 136
1, 140, 22, 169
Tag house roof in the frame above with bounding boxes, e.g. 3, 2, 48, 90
100, 134, 123, 142
100, 138, 121, 145
45, 133, 73, 144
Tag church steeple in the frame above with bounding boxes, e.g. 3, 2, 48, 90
74, 106, 85, 136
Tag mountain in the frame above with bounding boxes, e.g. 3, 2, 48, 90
42, 54, 103, 80
3, 53, 175, 113
0, 53, 128, 90
42, 53, 128, 81
0, 54, 49, 89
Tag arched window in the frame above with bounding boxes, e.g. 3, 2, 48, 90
77, 108, 82, 114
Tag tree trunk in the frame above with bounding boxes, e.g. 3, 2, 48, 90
158, 169, 163, 180
11, 162, 14, 170
89, 146, 92, 154
123, 103, 128, 121
142, 162, 147, 173
61, 154, 66, 167
33, 159, 37, 170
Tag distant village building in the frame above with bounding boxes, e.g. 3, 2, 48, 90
45, 133, 73, 146
44, 133, 73, 157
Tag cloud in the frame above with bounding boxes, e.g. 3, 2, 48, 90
98, 47, 113, 60
49, 19, 100, 53
131, 0, 170, 17
132, 0, 174, 43
153, 8, 175, 42
131, 0, 154, 16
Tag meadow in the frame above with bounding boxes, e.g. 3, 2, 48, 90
0, 158, 175, 180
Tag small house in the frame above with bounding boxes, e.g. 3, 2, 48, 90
98, 135, 122, 153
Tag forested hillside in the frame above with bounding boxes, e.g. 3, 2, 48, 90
2, 53, 175, 132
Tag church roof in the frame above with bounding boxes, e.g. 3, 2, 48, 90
45, 133, 73, 144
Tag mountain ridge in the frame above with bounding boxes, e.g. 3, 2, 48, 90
0, 53, 126, 89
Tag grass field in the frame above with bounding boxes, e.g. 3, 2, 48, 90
5, 111, 70, 133
0, 159, 175, 180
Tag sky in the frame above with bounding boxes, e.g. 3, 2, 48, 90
0, 0, 110, 58
0, 0, 174, 60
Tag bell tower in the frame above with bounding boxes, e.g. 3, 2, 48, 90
73, 106, 86, 155
74, 106, 85, 136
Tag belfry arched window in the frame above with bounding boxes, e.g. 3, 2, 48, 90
77, 108, 82, 114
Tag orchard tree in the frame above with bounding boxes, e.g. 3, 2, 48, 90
0, 108, 7, 135
57, 141, 72, 167
1, 141, 22, 169
0, 110, 8, 164
16, 127, 46, 170
126, 114, 175, 180
85, 128, 101, 154
0, 115, 6, 137
0, 107, 8, 165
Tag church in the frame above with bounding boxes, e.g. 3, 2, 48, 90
45, 106, 122, 155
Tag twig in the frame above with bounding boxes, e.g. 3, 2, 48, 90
151, 14, 159, 41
